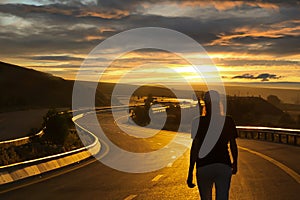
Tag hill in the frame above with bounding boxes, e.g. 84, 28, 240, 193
0, 61, 110, 112
227, 96, 288, 127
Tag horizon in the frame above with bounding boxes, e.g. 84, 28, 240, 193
2, 59, 300, 91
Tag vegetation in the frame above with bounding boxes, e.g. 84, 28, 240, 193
227, 96, 298, 128
131, 103, 182, 131
131, 93, 183, 131
131, 95, 300, 132
164, 104, 181, 131
43, 110, 72, 145
267, 95, 281, 107
131, 106, 151, 126
0, 109, 84, 166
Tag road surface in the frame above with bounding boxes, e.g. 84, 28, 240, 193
0, 109, 49, 141
0, 111, 299, 199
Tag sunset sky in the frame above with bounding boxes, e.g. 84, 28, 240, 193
0, 0, 299, 87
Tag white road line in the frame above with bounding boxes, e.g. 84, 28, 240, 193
167, 162, 173, 167
239, 146, 300, 184
152, 174, 163, 182
96, 139, 110, 160
124, 194, 138, 200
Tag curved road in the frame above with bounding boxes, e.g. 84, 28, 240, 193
0, 111, 299, 199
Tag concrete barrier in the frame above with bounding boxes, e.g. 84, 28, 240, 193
0, 138, 100, 185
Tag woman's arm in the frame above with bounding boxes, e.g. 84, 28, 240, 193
187, 138, 198, 188
229, 116, 238, 174
230, 138, 238, 174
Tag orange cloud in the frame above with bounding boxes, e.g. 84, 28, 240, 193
77, 8, 129, 19
180, 1, 279, 11
85, 35, 105, 41
210, 20, 300, 46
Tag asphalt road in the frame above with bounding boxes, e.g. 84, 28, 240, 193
1, 112, 299, 199
0, 109, 48, 141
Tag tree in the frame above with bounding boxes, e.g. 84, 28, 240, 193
144, 93, 154, 110
132, 106, 150, 126
44, 114, 69, 145
267, 95, 281, 106
278, 113, 295, 127
43, 108, 58, 126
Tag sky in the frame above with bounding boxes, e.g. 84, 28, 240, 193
0, 0, 299, 87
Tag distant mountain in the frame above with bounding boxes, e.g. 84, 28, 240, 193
227, 96, 287, 127
0, 61, 110, 112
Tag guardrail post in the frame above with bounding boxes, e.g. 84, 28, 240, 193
236, 126, 299, 147
264, 132, 267, 141
250, 131, 254, 139
278, 134, 282, 143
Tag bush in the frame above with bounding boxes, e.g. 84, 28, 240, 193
43, 111, 72, 145
0, 110, 84, 165
131, 106, 150, 126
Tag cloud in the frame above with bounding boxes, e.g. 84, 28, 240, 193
233, 73, 282, 81
0, 3, 129, 19
215, 58, 300, 67
233, 74, 255, 79
30, 55, 83, 61
210, 25, 300, 46
96, 0, 298, 12
0, 0, 299, 82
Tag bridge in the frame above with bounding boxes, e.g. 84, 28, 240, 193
0, 109, 299, 200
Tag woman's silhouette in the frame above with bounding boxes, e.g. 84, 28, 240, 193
187, 90, 238, 200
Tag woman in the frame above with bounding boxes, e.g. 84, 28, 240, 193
187, 90, 238, 200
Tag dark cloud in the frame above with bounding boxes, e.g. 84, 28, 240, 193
233, 74, 255, 79
233, 73, 282, 81
0, 32, 101, 56
215, 59, 300, 67
0, 3, 129, 20
97, 0, 139, 10
255, 36, 300, 56
30, 55, 83, 61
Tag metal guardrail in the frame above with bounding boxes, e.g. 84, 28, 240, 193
0, 129, 44, 148
0, 112, 99, 170
237, 126, 300, 146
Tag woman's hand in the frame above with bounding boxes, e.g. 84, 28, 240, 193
187, 174, 196, 188
232, 162, 238, 175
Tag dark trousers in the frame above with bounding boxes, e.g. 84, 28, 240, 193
196, 163, 232, 200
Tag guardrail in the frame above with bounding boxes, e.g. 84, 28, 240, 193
0, 112, 101, 185
0, 129, 44, 148
237, 126, 300, 146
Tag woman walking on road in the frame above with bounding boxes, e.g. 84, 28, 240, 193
187, 90, 238, 200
